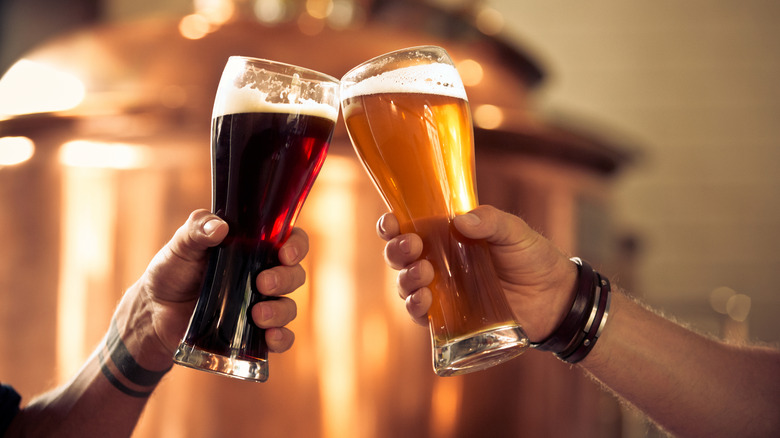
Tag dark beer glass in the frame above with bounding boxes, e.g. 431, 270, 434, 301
341, 46, 529, 376
174, 57, 339, 382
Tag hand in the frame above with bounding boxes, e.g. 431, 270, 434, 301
132, 209, 306, 366
377, 205, 578, 342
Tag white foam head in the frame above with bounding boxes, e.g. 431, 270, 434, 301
212, 57, 339, 121
212, 86, 338, 121
341, 63, 468, 101
213, 86, 339, 121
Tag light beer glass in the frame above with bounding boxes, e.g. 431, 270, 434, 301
340, 46, 529, 376
174, 57, 339, 382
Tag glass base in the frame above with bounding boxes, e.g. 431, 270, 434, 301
173, 343, 268, 382
432, 324, 529, 377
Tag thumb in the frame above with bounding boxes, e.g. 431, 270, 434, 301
452, 205, 531, 248
167, 209, 228, 261
143, 210, 228, 302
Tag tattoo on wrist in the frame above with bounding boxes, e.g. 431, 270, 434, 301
98, 319, 172, 398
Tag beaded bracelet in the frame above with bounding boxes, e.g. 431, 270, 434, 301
531, 257, 612, 364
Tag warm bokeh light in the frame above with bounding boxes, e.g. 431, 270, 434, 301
430, 377, 461, 438
710, 286, 736, 314
59, 140, 150, 169
309, 157, 359, 438
0, 136, 35, 166
475, 6, 505, 36
57, 166, 117, 382
306, 0, 334, 19
328, 0, 359, 29
473, 104, 504, 129
726, 293, 751, 322
179, 13, 212, 40
0, 59, 85, 116
361, 313, 389, 373
457, 59, 484, 86
711, 286, 751, 322
255, 0, 286, 23
194, 0, 235, 25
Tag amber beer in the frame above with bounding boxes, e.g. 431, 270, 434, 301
174, 57, 339, 382
341, 47, 529, 376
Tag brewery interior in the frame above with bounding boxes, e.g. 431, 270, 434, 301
1, 0, 778, 437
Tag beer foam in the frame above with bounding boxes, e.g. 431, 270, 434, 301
342, 63, 468, 101
213, 85, 339, 121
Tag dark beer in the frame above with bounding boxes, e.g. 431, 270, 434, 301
183, 111, 332, 360
174, 108, 334, 382
174, 56, 338, 382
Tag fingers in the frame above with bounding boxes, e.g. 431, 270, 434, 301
397, 260, 434, 298
251, 228, 308, 353
278, 227, 309, 266
398, 261, 433, 325
383, 234, 424, 270
376, 212, 400, 241
378, 212, 432, 324
265, 327, 295, 353
252, 297, 297, 353
252, 297, 297, 329
256, 265, 306, 297
377, 212, 424, 270
406, 287, 433, 326
255, 228, 309, 297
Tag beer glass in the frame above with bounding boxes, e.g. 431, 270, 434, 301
340, 46, 529, 376
174, 57, 339, 382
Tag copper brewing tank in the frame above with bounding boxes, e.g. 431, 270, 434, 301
0, 2, 630, 437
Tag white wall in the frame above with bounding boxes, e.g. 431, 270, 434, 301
493, 0, 780, 343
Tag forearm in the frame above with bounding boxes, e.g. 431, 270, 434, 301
580, 291, 780, 437
7, 285, 172, 437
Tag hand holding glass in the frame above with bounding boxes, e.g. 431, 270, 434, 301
174, 57, 339, 382
340, 46, 529, 376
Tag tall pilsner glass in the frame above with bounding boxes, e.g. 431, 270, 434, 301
174, 57, 339, 382
341, 46, 529, 376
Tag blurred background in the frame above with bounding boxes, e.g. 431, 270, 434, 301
0, 0, 778, 437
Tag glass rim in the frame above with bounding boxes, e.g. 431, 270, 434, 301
227, 55, 340, 85
340, 45, 452, 83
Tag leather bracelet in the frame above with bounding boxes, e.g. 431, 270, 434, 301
557, 272, 611, 363
531, 258, 597, 353
531, 258, 612, 364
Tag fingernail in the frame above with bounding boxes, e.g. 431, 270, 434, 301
203, 219, 222, 236
377, 216, 387, 235
399, 237, 411, 254
280, 246, 299, 264
260, 304, 273, 322
457, 213, 481, 227
268, 328, 283, 342
409, 291, 422, 305
260, 271, 279, 291
408, 263, 420, 280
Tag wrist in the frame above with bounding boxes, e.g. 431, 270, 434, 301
98, 285, 174, 397
543, 257, 580, 339
531, 258, 612, 363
